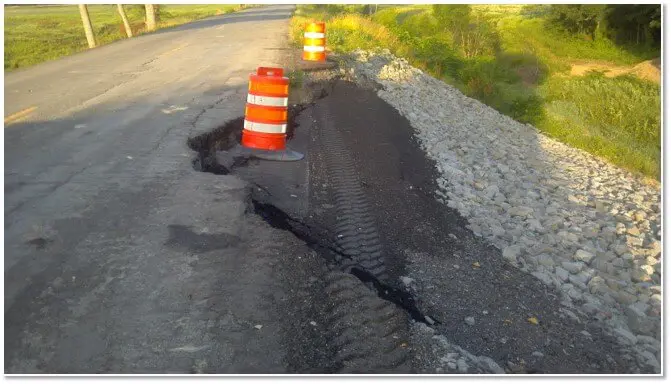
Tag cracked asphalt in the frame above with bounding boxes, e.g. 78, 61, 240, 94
4, 5, 306, 373
6, 5, 649, 375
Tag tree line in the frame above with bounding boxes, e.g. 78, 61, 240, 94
547, 5, 660, 46
430, 4, 661, 59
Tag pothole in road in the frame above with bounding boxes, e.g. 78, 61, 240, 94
187, 104, 308, 175
187, 116, 243, 175
186, 75, 436, 330
187, 77, 336, 175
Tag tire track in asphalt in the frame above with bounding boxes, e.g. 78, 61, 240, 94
321, 79, 648, 374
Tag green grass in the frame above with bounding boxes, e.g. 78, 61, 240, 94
496, 16, 650, 73
290, 4, 661, 180
287, 68, 305, 87
4, 4, 248, 71
541, 73, 660, 178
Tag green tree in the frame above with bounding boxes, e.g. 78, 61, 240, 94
433, 4, 471, 34
549, 5, 606, 39
549, 4, 661, 47
432, 5, 499, 58
606, 5, 661, 45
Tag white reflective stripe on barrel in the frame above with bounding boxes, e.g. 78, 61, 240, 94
247, 94, 288, 107
304, 32, 325, 39
303, 45, 325, 52
244, 119, 287, 134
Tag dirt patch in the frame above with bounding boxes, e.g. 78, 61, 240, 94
631, 58, 661, 83
569, 58, 660, 84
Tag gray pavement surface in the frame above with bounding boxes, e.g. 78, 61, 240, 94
5, 5, 651, 374
5, 5, 304, 373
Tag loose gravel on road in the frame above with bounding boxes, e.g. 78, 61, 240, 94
337, 49, 661, 373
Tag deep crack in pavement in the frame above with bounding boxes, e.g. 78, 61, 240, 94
188, 98, 436, 328
185, 73, 649, 373
250, 198, 435, 326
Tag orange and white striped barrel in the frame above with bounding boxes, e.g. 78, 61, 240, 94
302, 22, 326, 62
242, 67, 290, 151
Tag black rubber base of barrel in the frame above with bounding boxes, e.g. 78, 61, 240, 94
217, 144, 305, 162
299, 60, 338, 72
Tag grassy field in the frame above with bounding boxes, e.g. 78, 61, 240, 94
290, 5, 661, 180
5, 4, 248, 71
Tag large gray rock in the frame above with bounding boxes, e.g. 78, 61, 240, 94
573, 249, 595, 264
561, 261, 585, 274
615, 291, 638, 305
636, 335, 660, 347
587, 276, 608, 295
476, 356, 505, 374
632, 267, 652, 283
555, 266, 569, 282
613, 244, 629, 256
640, 351, 661, 372
569, 274, 589, 290
613, 327, 638, 345
502, 245, 521, 263
625, 305, 654, 335
508, 206, 534, 218
457, 359, 469, 373
536, 253, 555, 267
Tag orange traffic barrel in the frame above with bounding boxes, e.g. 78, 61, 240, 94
303, 22, 326, 62
242, 67, 290, 151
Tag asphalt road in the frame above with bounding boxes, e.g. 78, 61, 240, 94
4, 5, 651, 374
4, 5, 305, 373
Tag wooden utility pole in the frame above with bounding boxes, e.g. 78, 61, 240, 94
78, 4, 96, 48
117, 4, 133, 38
144, 4, 157, 31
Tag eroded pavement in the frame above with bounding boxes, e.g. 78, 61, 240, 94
4, 5, 658, 373
180, 70, 657, 373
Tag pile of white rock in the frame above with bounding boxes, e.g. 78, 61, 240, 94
340, 48, 661, 372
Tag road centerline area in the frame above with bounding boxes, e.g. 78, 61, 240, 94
4, 106, 37, 125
